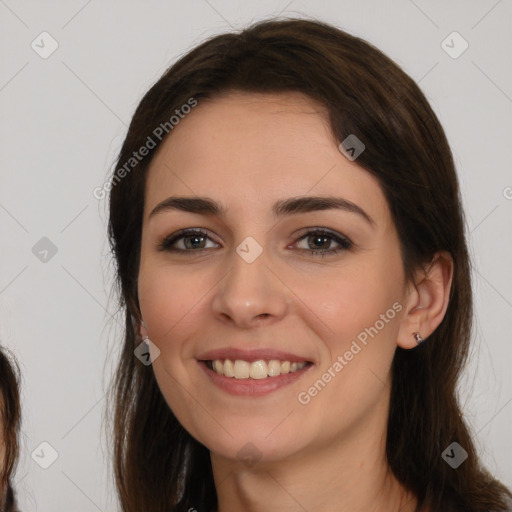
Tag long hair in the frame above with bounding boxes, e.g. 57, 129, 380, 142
0, 347, 21, 512
106, 17, 512, 511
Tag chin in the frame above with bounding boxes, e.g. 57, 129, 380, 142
202, 427, 306, 466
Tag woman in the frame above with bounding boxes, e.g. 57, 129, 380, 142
106, 18, 512, 511
0, 346, 21, 512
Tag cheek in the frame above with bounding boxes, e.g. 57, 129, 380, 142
300, 252, 404, 409
138, 264, 177, 339
305, 259, 403, 347
295, 263, 403, 429
137, 262, 215, 358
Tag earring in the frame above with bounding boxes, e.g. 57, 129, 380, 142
413, 332, 424, 344
140, 319, 149, 341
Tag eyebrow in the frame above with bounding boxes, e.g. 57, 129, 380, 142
148, 195, 375, 226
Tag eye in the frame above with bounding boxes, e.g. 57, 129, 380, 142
293, 228, 353, 257
157, 227, 353, 257
157, 228, 218, 252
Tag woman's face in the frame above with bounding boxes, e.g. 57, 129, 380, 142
138, 92, 410, 465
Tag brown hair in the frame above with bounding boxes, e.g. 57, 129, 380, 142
0, 347, 21, 512
106, 17, 512, 512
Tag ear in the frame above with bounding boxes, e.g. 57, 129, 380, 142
139, 320, 149, 339
131, 312, 149, 339
397, 250, 453, 349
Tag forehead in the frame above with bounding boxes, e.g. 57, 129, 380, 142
143, 92, 389, 225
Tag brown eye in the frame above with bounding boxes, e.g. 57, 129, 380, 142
294, 229, 352, 257
158, 229, 218, 252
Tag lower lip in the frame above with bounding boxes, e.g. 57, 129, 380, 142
197, 360, 313, 397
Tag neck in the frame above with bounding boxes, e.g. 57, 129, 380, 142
210, 394, 419, 512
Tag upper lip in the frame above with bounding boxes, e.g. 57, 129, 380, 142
197, 348, 313, 363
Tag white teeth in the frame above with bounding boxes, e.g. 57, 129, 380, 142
249, 360, 268, 379
214, 360, 224, 374
233, 360, 250, 378
267, 360, 281, 377
223, 359, 234, 377
209, 359, 308, 379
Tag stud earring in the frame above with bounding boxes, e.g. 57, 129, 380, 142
413, 332, 424, 344
140, 319, 150, 341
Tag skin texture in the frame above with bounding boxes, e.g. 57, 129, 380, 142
137, 92, 452, 512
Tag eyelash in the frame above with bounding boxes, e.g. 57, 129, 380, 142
157, 227, 353, 258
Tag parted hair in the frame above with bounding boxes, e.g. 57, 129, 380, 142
107, 17, 512, 512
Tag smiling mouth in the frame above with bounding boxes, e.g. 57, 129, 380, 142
204, 358, 312, 379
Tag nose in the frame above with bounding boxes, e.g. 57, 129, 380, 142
211, 242, 289, 329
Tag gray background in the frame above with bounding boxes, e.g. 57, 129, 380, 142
1, 0, 511, 510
